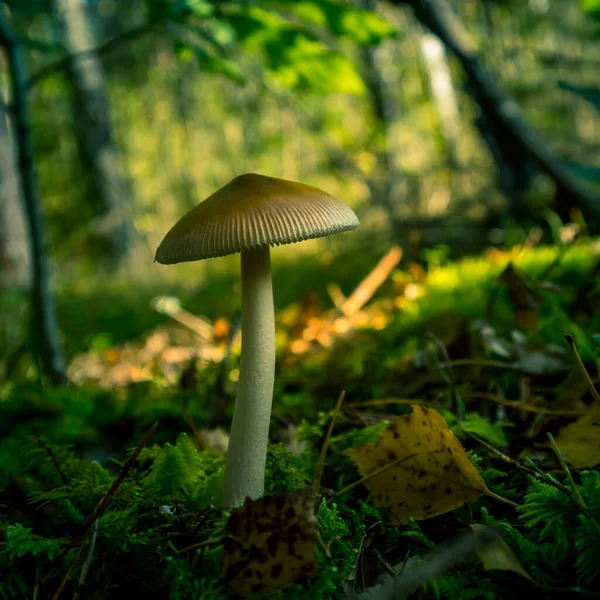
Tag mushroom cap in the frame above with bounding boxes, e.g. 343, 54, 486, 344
155, 173, 360, 264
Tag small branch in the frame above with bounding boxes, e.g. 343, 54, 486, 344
335, 453, 419, 497
34, 422, 158, 591
72, 519, 99, 600
547, 433, 600, 534
565, 333, 600, 404
389, 0, 600, 218
31, 435, 69, 487
177, 396, 207, 451
462, 429, 554, 482
349, 526, 500, 600
27, 25, 158, 89
313, 390, 346, 493
174, 536, 224, 556
341, 247, 402, 317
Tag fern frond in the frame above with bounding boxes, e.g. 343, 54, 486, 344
575, 513, 600, 586
519, 477, 579, 551
2, 524, 61, 560
579, 470, 600, 518
143, 442, 197, 500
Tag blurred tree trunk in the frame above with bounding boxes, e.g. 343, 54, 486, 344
418, 31, 461, 168
54, 0, 132, 267
0, 104, 31, 289
359, 0, 403, 240
389, 0, 600, 226
0, 9, 67, 384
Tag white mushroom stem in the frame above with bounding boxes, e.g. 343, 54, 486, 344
222, 245, 275, 508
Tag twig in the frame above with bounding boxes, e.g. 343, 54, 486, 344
462, 429, 540, 475
373, 548, 398, 579
34, 422, 158, 592
349, 526, 500, 600
428, 334, 464, 419
174, 536, 224, 556
327, 282, 347, 311
313, 391, 346, 495
524, 455, 594, 517
27, 25, 158, 89
72, 519, 98, 600
346, 399, 422, 409
341, 246, 402, 317
177, 397, 206, 451
50, 542, 86, 600
31, 435, 69, 487
564, 334, 600, 404
151, 296, 213, 341
463, 392, 585, 416
335, 453, 419, 497
432, 359, 523, 371
547, 433, 600, 533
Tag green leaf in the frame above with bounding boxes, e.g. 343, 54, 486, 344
186, 0, 214, 18
461, 413, 511, 447
195, 47, 247, 84
265, 34, 365, 95
289, 0, 398, 45
4, 525, 61, 560
581, 0, 600, 17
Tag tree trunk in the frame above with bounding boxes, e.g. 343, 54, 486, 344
0, 10, 67, 385
54, 0, 132, 267
418, 31, 462, 168
359, 0, 404, 240
389, 0, 600, 226
0, 102, 31, 289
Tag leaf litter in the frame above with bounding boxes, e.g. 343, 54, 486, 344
3, 241, 600, 599
344, 406, 514, 524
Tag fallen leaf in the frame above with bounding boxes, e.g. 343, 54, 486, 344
555, 403, 600, 468
471, 524, 533, 581
344, 405, 490, 524
222, 490, 318, 597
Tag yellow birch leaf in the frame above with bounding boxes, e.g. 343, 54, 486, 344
344, 405, 490, 524
221, 490, 318, 597
555, 403, 600, 468
471, 524, 533, 581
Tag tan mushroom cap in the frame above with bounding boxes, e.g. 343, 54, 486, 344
155, 173, 359, 264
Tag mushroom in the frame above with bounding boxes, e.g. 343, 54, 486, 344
155, 173, 359, 507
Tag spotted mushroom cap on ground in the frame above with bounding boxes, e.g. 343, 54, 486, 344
154, 173, 360, 264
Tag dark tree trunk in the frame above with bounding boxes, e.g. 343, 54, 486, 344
0, 9, 67, 384
54, 0, 132, 267
388, 0, 600, 226
359, 0, 404, 240
0, 103, 31, 289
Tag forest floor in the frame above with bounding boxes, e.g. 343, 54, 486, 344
1, 235, 600, 599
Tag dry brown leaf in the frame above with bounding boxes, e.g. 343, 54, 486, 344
555, 403, 600, 468
222, 491, 318, 597
499, 263, 541, 330
344, 406, 490, 524
471, 524, 533, 581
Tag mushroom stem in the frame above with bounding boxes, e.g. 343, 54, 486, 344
222, 245, 275, 507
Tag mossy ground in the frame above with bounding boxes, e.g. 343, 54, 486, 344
1, 239, 600, 599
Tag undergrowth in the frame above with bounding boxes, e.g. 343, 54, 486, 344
1, 241, 600, 598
